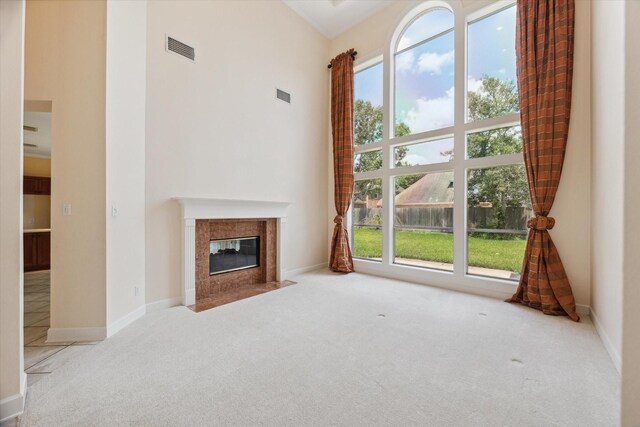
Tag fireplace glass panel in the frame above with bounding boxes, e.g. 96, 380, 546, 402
209, 236, 260, 275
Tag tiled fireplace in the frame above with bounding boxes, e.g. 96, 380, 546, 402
195, 218, 276, 301
176, 198, 290, 306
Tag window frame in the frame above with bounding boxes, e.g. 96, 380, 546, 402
350, 0, 524, 298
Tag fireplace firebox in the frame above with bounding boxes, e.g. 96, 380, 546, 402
209, 236, 260, 275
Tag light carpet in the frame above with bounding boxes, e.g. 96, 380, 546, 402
20, 270, 619, 426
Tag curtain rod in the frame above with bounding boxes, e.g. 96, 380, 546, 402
327, 51, 358, 69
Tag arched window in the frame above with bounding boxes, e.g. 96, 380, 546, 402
351, 1, 527, 291
394, 7, 455, 136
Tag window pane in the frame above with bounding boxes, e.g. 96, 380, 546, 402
467, 165, 531, 280
467, 6, 518, 121
393, 171, 454, 271
394, 137, 453, 167
354, 150, 382, 173
395, 30, 454, 136
467, 125, 522, 159
397, 8, 454, 51
352, 179, 383, 261
355, 63, 383, 145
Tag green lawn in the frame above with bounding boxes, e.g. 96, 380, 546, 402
353, 227, 526, 273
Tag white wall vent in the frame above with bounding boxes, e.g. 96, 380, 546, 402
276, 89, 291, 104
166, 35, 195, 62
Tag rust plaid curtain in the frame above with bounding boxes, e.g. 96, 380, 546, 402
329, 49, 355, 273
507, 0, 579, 321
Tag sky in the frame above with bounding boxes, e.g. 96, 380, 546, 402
354, 5, 517, 166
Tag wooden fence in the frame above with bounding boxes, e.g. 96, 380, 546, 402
353, 207, 533, 234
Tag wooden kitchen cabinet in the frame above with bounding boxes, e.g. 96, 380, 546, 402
24, 232, 50, 271
23, 176, 51, 195
24, 234, 37, 270
23, 176, 39, 194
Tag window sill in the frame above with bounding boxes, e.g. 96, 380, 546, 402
353, 258, 518, 301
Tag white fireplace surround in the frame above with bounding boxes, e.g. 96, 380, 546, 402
175, 197, 291, 306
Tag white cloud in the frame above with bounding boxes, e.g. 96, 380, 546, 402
417, 50, 454, 75
467, 76, 483, 93
395, 50, 415, 73
404, 86, 455, 132
396, 50, 454, 75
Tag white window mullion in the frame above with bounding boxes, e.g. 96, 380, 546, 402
391, 161, 455, 177
389, 127, 455, 148
464, 153, 524, 170
381, 41, 392, 267
464, 113, 521, 133
353, 170, 384, 181
382, 140, 393, 266
452, 4, 467, 279
354, 141, 384, 154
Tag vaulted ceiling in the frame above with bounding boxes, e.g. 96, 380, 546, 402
282, 0, 395, 39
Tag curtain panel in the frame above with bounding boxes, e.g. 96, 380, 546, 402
329, 49, 356, 273
508, 0, 579, 321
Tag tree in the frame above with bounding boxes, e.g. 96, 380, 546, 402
465, 76, 530, 235
468, 76, 519, 122
353, 100, 418, 199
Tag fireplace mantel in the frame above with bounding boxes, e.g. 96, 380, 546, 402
175, 198, 291, 306
175, 197, 291, 221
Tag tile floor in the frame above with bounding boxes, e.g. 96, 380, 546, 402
23, 271, 98, 388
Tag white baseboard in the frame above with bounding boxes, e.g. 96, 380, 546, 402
146, 297, 181, 313
47, 327, 106, 343
106, 305, 146, 338
0, 371, 27, 422
576, 304, 591, 316
285, 262, 328, 278
183, 289, 195, 307
48, 300, 179, 344
591, 308, 622, 374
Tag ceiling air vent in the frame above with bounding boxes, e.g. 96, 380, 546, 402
276, 89, 291, 104
166, 35, 195, 62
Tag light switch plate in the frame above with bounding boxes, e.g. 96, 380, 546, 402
63, 204, 72, 216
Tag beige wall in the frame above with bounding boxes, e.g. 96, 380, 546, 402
25, 0, 107, 331
145, 0, 330, 303
24, 156, 51, 177
622, 1, 640, 424
105, 0, 147, 329
23, 195, 51, 230
329, 0, 592, 308
591, 0, 624, 370
0, 0, 26, 419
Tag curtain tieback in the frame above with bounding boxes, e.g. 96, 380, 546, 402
527, 215, 555, 231
334, 215, 344, 225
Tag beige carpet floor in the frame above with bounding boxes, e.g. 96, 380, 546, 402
19, 270, 619, 426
